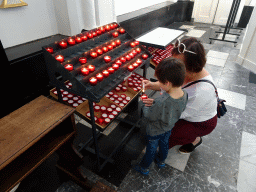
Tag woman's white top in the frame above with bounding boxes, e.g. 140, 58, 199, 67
180, 75, 217, 122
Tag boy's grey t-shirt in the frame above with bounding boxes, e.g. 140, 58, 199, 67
141, 90, 188, 137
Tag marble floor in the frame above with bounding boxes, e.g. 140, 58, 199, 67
55, 22, 256, 192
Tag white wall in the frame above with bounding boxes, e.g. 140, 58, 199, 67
114, 0, 168, 16
0, 0, 58, 48
237, 5, 256, 73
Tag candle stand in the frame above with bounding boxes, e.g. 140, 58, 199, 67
43, 23, 151, 172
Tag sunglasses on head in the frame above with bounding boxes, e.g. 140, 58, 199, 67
174, 39, 197, 55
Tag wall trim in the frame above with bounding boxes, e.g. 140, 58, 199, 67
237, 55, 256, 74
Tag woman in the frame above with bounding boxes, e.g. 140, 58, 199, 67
143, 37, 218, 154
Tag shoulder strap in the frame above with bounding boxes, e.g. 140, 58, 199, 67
182, 79, 220, 100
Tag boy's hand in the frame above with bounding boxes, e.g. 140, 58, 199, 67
142, 80, 153, 91
142, 98, 154, 107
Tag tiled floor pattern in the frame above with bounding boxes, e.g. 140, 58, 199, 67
185, 29, 206, 38
54, 22, 256, 192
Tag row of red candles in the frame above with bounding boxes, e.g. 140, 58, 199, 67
53, 40, 141, 64
45, 24, 124, 53
86, 103, 122, 125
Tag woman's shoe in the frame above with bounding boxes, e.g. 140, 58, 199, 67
179, 137, 202, 154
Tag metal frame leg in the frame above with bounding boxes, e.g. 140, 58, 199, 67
88, 100, 101, 171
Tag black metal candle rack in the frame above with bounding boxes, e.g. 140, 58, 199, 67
209, 0, 243, 47
42, 22, 151, 171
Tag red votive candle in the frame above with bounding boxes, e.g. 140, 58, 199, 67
128, 65, 134, 72
128, 82, 133, 87
99, 26, 105, 33
107, 45, 113, 51
123, 100, 128, 105
116, 107, 121, 113
121, 86, 127, 92
135, 48, 141, 54
102, 46, 108, 53
113, 94, 119, 99
68, 100, 74, 105
75, 37, 82, 43
112, 32, 119, 38
105, 118, 111, 124
109, 97, 115, 102
137, 87, 142, 91
68, 38, 76, 45
142, 54, 149, 60
112, 63, 119, 71
136, 59, 142, 65
115, 39, 121, 46
102, 70, 109, 78
129, 53, 134, 59
46, 47, 53, 54
118, 97, 123, 102
128, 77, 133, 82
141, 94, 148, 100
108, 67, 115, 74
111, 42, 116, 48
96, 30, 102, 35
64, 64, 73, 71
114, 100, 120, 105
134, 41, 140, 46
101, 105, 107, 113
92, 32, 97, 37
63, 97, 68, 102
55, 55, 64, 63
104, 56, 111, 63
78, 100, 83, 105
125, 55, 131, 61
132, 50, 137, 55
81, 35, 88, 41
79, 57, 87, 64
109, 91, 114, 96
115, 60, 122, 66
81, 67, 89, 76
87, 33, 93, 39
130, 42, 136, 48
96, 49, 103, 56
119, 103, 125, 108
73, 103, 79, 108
89, 77, 97, 86
59, 41, 67, 49
67, 94, 73, 99
108, 114, 115, 120
118, 84, 123, 88
133, 63, 139, 68
94, 105, 100, 112
86, 112, 91, 118
110, 104, 116, 109
115, 87, 121, 92
126, 96, 131, 102
88, 65, 95, 72
105, 25, 111, 31
106, 94, 110, 98
120, 57, 126, 63
96, 73, 104, 82
97, 118, 104, 125
73, 97, 79, 102
120, 94, 126, 99
119, 28, 126, 34
133, 88, 138, 92
112, 111, 118, 116
90, 52, 98, 58
107, 107, 113, 114
102, 113, 108, 119
63, 91, 69, 96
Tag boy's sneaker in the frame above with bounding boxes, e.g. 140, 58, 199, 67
133, 165, 149, 175
154, 160, 165, 168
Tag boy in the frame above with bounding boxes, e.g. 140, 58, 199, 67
133, 57, 188, 175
